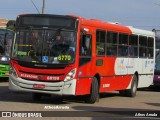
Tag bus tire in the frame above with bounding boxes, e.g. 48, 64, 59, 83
85, 77, 99, 104
126, 75, 138, 97
32, 93, 42, 101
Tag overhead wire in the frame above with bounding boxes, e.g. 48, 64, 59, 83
30, 0, 40, 14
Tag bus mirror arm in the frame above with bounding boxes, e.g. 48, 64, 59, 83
81, 29, 87, 35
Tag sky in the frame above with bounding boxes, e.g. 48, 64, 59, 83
0, 0, 160, 31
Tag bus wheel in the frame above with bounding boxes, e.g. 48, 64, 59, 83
32, 93, 42, 101
126, 75, 138, 97
85, 77, 99, 104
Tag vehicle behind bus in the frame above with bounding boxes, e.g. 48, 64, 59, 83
154, 52, 160, 86
153, 37, 160, 86
0, 28, 14, 78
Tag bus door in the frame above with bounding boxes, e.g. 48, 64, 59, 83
76, 34, 93, 95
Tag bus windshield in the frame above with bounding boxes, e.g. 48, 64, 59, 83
0, 29, 14, 56
12, 29, 76, 64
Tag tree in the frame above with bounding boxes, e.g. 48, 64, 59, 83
6, 20, 15, 30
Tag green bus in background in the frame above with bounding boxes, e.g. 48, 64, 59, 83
0, 28, 14, 78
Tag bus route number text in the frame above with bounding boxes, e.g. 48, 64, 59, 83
58, 55, 71, 61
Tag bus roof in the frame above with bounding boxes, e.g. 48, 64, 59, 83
128, 27, 155, 37
69, 15, 154, 36
79, 17, 132, 34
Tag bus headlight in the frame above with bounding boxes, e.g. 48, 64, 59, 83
64, 68, 76, 81
0, 56, 8, 62
9, 66, 18, 78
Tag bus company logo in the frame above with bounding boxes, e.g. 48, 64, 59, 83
117, 64, 125, 70
34, 64, 47, 68
117, 59, 125, 70
115, 58, 127, 75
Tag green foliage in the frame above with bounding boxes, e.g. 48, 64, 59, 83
6, 20, 15, 31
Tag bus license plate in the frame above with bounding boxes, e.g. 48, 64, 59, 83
33, 84, 45, 89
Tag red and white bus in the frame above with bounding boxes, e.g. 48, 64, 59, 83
9, 14, 155, 103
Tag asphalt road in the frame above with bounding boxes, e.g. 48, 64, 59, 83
0, 79, 160, 120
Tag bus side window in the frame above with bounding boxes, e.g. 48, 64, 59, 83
118, 33, 128, 57
80, 34, 92, 56
139, 36, 147, 58
129, 35, 138, 57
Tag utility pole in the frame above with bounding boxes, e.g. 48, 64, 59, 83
42, 0, 45, 14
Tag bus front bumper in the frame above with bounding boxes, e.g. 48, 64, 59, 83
9, 75, 76, 95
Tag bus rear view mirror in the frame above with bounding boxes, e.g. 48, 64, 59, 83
81, 28, 89, 35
